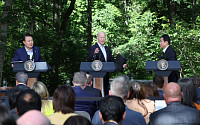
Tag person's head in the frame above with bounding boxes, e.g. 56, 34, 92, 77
143, 82, 159, 97
17, 110, 50, 125
177, 78, 197, 108
128, 81, 145, 100
53, 85, 75, 114
109, 75, 130, 100
97, 31, 106, 46
16, 89, 41, 116
0, 101, 16, 125
8, 86, 29, 110
64, 116, 91, 125
16, 72, 28, 85
23, 33, 34, 50
86, 74, 93, 86
99, 96, 126, 124
190, 76, 200, 88
160, 34, 170, 49
73, 72, 87, 88
30, 81, 49, 99
153, 75, 164, 89
163, 82, 182, 105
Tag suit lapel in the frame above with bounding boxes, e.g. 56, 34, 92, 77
95, 43, 105, 61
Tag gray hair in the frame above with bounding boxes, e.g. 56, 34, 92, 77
73, 72, 87, 86
16, 72, 28, 84
110, 75, 130, 100
97, 31, 106, 38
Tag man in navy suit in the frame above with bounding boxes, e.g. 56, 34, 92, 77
11, 33, 43, 67
160, 34, 178, 82
149, 82, 200, 124
87, 32, 127, 95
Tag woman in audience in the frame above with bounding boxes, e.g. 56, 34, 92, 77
48, 85, 78, 125
178, 78, 200, 110
64, 116, 91, 125
31, 81, 54, 116
190, 76, 200, 104
144, 82, 159, 97
125, 81, 155, 124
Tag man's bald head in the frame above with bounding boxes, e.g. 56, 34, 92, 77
163, 82, 182, 104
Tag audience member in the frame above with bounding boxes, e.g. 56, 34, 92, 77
48, 85, 78, 125
17, 110, 50, 125
16, 89, 41, 116
190, 75, 200, 104
153, 75, 165, 97
143, 82, 159, 97
15, 72, 29, 86
72, 72, 97, 118
64, 116, 91, 125
92, 75, 146, 125
149, 82, 200, 124
0, 100, 16, 125
30, 81, 54, 116
178, 78, 199, 109
99, 96, 126, 125
126, 81, 155, 123
85, 74, 102, 97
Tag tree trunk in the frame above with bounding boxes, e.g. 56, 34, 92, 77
0, 0, 13, 85
192, 0, 196, 29
167, 0, 176, 28
87, 0, 92, 50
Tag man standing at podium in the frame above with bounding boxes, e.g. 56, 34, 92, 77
11, 33, 43, 67
160, 34, 178, 82
87, 31, 127, 95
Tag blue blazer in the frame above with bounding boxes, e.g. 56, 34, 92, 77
11, 46, 43, 63
87, 42, 114, 62
149, 102, 200, 125
84, 86, 102, 97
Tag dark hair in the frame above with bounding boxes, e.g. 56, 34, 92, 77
23, 33, 32, 41
161, 34, 170, 45
99, 96, 125, 123
86, 74, 93, 85
64, 116, 91, 125
53, 85, 75, 114
153, 75, 164, 88
8, 86, 29, 109
16, 89, 41, 116
0, 101, 16, 125
178, 78, 197, 108
16, 72, 28, 84
128, 81, 146, 100
190, 76, 200, 88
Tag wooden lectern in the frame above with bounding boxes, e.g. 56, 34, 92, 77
13, 62, 51, 87
80, 62, 116, 97
145, 61, 181, 84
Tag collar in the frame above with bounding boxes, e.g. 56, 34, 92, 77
24, 46, 33, 52
97, 42, 105, 48
163, 45, 169, 53
105, 120, 118, 125
17, 83, 26, 86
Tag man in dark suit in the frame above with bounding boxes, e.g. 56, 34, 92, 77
160, 34, 178, 82
149, 82, 200, 125
92, 75, 146, 125
11, 33, 43, 67
87, 31, 127, 95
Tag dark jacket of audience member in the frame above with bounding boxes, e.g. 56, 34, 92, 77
64, 116, 91, 125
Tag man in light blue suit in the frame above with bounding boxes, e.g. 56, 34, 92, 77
92, 75, 146, 125
11, 33, 43, 67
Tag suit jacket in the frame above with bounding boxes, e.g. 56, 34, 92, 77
11, 46, 43, 63
87, 42, 114, 62
73, 86, 97, 118
104, 122, 118, 125
92, 105, 146, 125
149, 102, 200, 125
84, 86, 102, 97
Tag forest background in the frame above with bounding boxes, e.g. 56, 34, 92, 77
0, 0, 199, 94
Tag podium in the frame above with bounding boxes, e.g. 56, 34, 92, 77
145, 61, 181, 83
80, 62, 116, 97
13, 62, 51, 87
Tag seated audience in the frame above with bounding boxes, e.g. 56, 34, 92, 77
0, 100, 16, 125
143, 82, 159, 97
48, 85, 78, 125
190, 76, 200, 104
16, 89, 41, 116
149, 82, 200, 124
92, 75, 146, 125
126, 81, 155, 123
30, 81, 54, 116
72, 72, 97, 118
99, 96, 126, 125
15, 72, 29, 87
153, 75, 165, 97
17, 110, 50, 125
64, 116, 91, 125
178, 78, 199, 109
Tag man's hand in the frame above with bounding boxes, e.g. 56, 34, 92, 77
123, 64, 127, 68
94, 48, 99, 54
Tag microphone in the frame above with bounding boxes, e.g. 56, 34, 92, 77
32, 54, 35, 61
158, 53, 162, 60
27, 55, 30, 60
